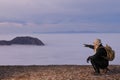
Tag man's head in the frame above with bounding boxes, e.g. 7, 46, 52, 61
93, 39, 102, 46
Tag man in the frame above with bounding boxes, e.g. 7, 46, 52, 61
84, 39, 109, 75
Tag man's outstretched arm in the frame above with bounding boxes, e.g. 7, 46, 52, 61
83, 44, 94, 49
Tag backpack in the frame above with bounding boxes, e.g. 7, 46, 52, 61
104, 44, 115, 61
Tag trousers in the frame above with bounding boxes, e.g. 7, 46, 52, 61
90, 58, 108, 73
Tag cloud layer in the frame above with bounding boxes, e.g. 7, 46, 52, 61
0, 0, 120, 33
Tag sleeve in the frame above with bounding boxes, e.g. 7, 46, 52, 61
84, 44, 94, 49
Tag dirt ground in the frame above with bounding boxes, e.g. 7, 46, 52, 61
0, 65, 120, 80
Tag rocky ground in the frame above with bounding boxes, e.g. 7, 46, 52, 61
0, 65, 120, 80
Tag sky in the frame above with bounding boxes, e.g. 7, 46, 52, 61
0, 0, 120, 34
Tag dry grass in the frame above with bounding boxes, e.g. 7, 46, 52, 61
0, 65, 120, 80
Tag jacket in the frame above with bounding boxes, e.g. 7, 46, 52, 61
86, 44, 108, 63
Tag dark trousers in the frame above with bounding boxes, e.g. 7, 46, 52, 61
90, 58, 108, 73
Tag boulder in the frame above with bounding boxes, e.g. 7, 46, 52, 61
0, 36, 45, 46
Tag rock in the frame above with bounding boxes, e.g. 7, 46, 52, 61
0, 36, 45, 46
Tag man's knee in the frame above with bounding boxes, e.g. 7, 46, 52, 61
90, 58, 96, 65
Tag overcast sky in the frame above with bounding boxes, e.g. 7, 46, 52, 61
0, 0, 120, 34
